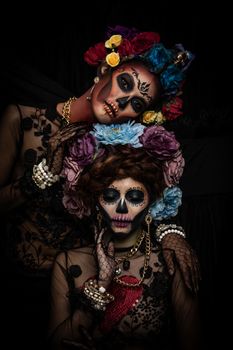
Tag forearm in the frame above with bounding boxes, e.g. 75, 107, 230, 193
49, 309, 94, 350
172, 268, 201, 350
0, 180, 27, 212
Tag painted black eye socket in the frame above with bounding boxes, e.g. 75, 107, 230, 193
131, 97, 146, 113
117, 73, 134, 92
125, 190, 145, 204
102, 188, 120, 203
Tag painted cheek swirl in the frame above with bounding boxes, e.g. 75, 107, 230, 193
131, 67, 152, 104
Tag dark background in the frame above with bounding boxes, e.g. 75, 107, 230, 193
0, 2, 231, 348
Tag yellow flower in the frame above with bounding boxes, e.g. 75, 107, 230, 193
142, 111, 166, 125
106, 52, 120, 67
105, 35, 122, 49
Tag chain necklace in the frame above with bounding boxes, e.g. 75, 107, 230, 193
113, 231, 151, 287
114, 230, 145, 266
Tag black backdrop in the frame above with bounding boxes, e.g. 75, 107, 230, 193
0, 2, 231, 348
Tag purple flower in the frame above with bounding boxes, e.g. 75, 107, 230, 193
163, 151, 185, 186
69, 133, 96, 167
139, 125, 180, 160
61, 157, 83, 190
106, 25, 139, 40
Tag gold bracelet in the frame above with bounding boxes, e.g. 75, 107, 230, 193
61, 96, 77, 125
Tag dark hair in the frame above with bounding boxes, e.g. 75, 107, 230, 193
76, 144, 166, 212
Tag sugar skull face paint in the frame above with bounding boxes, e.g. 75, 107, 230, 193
91, 61, 160, 124
98, 177, 150, 236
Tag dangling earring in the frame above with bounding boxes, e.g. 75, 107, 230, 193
145, 212, 153, 235
94, 76, 99, 84
86, 76, 99, 102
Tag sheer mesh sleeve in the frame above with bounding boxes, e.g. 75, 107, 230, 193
49, 252, 95, 349
171, 267, 201, 350
0, 104, 27, 212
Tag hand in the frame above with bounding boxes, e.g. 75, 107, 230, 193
161, 233, 201, 294
95, 228, 116, 289
47, 123, 89, 175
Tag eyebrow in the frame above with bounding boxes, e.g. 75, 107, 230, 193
131, 67, 153, 104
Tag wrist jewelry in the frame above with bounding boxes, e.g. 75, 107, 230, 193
156, 223, 186, 243
32, 158, 59, 189
83, 279, 114, 311
61, 96, 77, 125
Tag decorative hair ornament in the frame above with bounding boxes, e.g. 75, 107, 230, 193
62, 121, 185, 221
84, 25, 194, 125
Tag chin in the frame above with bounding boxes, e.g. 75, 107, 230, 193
111, 224, 131, 236
95, 113, 112, 124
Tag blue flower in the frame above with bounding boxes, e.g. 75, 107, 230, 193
160, 65, 184, 95
143, 43, 173, 73
91, 121, 145, 148
149, 186, 182, 221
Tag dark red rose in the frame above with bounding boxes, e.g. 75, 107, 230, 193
84, 42, 106, 66
118, 39, 134, 57
162, 97, 183, 120
131, 32, 160, 54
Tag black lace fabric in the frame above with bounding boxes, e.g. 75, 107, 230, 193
0, 104, 84, 272
49, 241, 200, 350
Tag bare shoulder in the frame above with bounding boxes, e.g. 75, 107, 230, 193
1, 104, 40, 125
17, 104, 45, 116
1, 104, 20, 123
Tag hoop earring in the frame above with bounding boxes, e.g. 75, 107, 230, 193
145, 212, 153, 235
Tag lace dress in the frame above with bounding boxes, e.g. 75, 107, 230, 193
0, 103, 85, 273
49, 240, 199, 350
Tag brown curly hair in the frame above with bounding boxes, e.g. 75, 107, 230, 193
75, 144, 166, 213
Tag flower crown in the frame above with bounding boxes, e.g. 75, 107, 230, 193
62, 121, 184, 221
84, 25, 194, 125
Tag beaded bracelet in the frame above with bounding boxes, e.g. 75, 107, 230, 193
83, 279, 114, 311
156, 223, 186, 243
32, 158, 59, 189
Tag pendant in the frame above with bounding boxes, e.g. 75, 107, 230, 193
123, 259, 130, 271
115, 267, 122, 275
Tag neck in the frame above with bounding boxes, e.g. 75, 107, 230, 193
113, 228, 142, 249
56, 89, 96, 124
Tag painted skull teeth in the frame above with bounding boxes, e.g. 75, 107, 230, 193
103, 100, 119, 118
112, 215, 132, 222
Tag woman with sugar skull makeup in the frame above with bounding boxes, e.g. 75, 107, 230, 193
49, 124, 201, 350
0, 25, 199, 349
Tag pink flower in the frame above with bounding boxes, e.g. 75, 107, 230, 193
62, 188, 91, 219
163, 151, 185, 186
61, 157, 83, 190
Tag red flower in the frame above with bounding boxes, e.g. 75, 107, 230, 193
132, 32, 160, 55
162, 97, 183, 120
84, 42, 106, 66
118, 38, 134, 57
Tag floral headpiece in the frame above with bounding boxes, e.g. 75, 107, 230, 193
62, 121, 184, 221
84, 25, 194, 125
